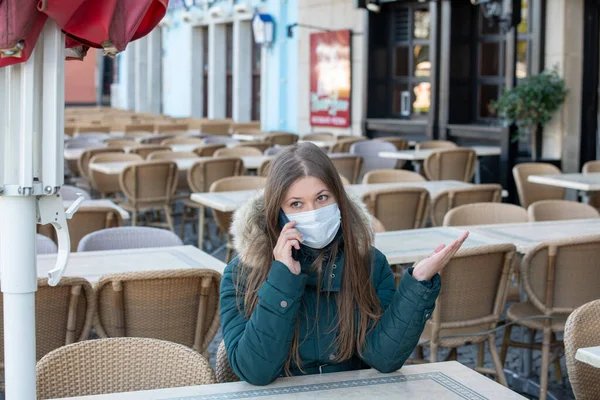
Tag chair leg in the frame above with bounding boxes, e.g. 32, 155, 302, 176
539, 327, 552, 400
500, 323, 513, 365
180, 207, 188, 239
551, 332, 563, 383
131, 211, 137, 227
477, 342, 485, 368
488, 335, 508, 386
225, 246, 233, 263
415, 345, 424, 360
164, 205, 175, 233
430, 342, 438, 363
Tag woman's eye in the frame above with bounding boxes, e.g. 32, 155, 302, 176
317, 195, 328, 202
291, 201, 302, 208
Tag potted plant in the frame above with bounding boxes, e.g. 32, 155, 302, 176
493, 69, 568, 160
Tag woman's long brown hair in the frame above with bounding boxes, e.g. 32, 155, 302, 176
236, 142, 382, 374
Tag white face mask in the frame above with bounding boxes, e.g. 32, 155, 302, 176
286, 203, 342, 249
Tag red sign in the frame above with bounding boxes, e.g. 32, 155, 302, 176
309, 30, 352, 128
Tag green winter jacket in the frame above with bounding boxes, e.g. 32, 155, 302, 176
220, 194, 441, 386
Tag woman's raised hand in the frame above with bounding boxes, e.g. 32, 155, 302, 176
273, 221, 303, 275
412, 231, 469, 281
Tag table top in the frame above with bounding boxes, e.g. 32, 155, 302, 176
527, 173, 600, 192
466, 218, 600, 253
190, 181, 473, 213
375, 227, 507, 265
89, 159, 199, 175
232, 133, 267, 142
64, 147, 104, 161
54, 361, 524, 399
37, 246, 225, 284
64, 199, 130, 220
378, 146, 502, 161
576, 346, 600, 368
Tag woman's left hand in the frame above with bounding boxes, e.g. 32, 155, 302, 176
412, 231, 469, 281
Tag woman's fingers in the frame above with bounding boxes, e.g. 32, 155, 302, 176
433, 244, 445, 254
280, 220, 296, 234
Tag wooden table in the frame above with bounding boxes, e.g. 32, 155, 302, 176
378, 146, 502, 184
64, 147, 105, 161
527, 173, 600, 203
466, 218, 600, 253
37, 245, 226, 283
375, 227, 506, 265
190, 181, 473, 250
53, 361, 525, 399
576, 346, 600, 368
64, 199, 130, 220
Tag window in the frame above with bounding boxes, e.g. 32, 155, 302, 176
475, 0, 532, 120
202, 26, 208, 118
251, 31, 261, 121
391, 5, 431, 118
226, 23, 233, 119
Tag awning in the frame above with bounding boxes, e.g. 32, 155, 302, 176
0, 0, 168, 67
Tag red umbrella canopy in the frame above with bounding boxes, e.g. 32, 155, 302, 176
0, 0, 168, 66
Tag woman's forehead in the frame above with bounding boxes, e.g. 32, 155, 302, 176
284, 176, 330, 199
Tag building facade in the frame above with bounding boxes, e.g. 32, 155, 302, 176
112, 0, 596, 180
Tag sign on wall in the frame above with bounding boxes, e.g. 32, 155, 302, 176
309, 29, 352, 128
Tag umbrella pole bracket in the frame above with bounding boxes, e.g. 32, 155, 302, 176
0, 20, 66, 399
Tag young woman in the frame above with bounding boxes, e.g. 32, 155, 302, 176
220, 142, 468, 385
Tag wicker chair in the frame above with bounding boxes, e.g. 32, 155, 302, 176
330, 137, 365, 153
528, 200, 600, 222
236, 142, 270, 153
156, 123, 188, 135
94, 269, 222, 358
148, 151, 199, 195
583, 160, 600, 210
182, 158, 244, 242
77, 226, 183, 252
513, 162, 564, 208
1, 278, 95, 390
416, 140, 457, 150
36, 337, 216, 399
258, 159, 272, 177
193, 143, 226, 157
362, 169, 425, 184
443, 203, 529, 226
36, 234, 58, 254
564, 299, 600, 399
78, 148, 125, 182
500, 235, 600, 400
216, 340, 240, 383
431, 184, 502, 226
66, 207, 125, 250
160, 137, 205, 147
139, 134, 175, 145
361, 187, 430, 231
329, 154, 363, 184
214, 147, 263, 157
199, 121, 231, 136
105, 138, 137, 148
211, 176, 268, 261
89, 153, 143, 198
60, 185, 91, 201
119, 161, 178, 232
76, 124, 111, 134
339, 174, 351, 185
130, 145, 172, 160
302, 132, 335, 141
417, 244, 516, 386
123, 123, 155, 134
265, 132, 298, 146
423, 148, 477, 182
229, 122, 261, 134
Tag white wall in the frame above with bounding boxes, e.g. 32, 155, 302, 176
297, 0, 367, 136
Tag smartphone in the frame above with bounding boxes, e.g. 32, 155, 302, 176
278, 209, 300, 261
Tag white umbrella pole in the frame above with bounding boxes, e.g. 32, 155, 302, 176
0, 20, 66, 399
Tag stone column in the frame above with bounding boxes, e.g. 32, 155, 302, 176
543, 0, 584, 172
208, 23, 226, 119
190, 26, 206, 118
147, 28, 162, 114
232, 19, 252, 122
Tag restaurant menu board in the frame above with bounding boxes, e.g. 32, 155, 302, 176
309, 29, 352, 128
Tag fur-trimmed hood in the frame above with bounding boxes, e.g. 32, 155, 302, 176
230, 191, 374, 267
